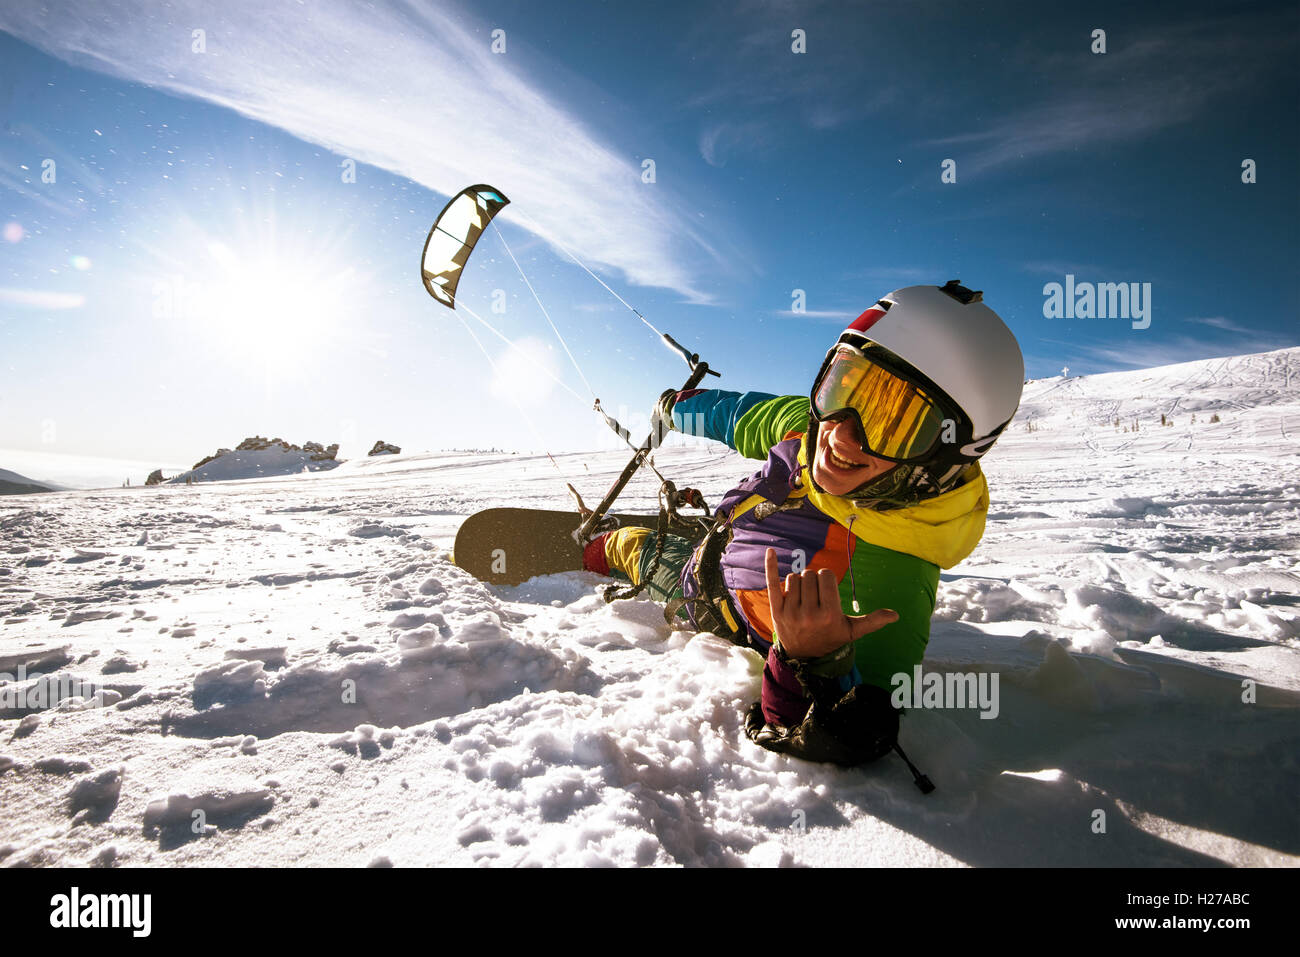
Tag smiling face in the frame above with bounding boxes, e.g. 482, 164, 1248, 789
810, 416, 896, 496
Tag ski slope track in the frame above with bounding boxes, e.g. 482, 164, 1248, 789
1, 348, 1297, 867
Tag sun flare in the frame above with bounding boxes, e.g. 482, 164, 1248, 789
191, 240, 358, 373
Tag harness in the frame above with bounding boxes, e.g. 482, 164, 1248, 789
663, 515, 747, 645
599, 440, 813, 650
664, 484, 811, 650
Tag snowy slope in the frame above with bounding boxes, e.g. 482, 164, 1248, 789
0, 348, 1296, 867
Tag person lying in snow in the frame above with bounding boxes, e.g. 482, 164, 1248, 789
582, 281, 1025, 772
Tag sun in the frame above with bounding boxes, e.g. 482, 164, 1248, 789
198, 241, 355, 372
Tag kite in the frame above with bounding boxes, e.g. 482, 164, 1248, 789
420, 184, 510, 308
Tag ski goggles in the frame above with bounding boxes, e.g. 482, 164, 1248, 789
810, 343, 950, 463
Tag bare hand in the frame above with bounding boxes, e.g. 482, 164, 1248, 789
764, 547, 899, 659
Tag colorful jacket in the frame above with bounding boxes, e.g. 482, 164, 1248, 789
669, 389, 990, 727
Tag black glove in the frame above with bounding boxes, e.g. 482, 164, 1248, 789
744, 682, 899, 766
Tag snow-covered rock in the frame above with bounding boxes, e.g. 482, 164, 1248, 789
166, 436, 343, 484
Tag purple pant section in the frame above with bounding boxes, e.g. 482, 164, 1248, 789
761, 648, 809, 727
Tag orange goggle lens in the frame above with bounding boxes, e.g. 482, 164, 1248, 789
812, 346, 946, 461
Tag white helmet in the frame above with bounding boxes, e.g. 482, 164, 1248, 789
808, 280, 1024, 504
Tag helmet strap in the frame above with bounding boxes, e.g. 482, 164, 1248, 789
802, 413, 825, 493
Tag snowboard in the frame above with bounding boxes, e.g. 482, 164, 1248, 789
452, 508, 663, 586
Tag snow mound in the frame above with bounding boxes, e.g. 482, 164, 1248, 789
166, 441, 342, 485
143, 784, 274, 828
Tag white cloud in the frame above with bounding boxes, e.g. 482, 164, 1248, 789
841, 266, 939, 285
0, 287, 85, 309
699, 121, 768, 168
0, 0, 717, 303
771, 308, 857, 321
922, 13, 1295, 177
1183, 316, 1253, 334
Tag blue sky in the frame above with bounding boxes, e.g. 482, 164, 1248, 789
1, 0, 1297, 480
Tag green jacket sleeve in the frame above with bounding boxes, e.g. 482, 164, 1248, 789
669, 390, 811, 460
732, 396, 812, 460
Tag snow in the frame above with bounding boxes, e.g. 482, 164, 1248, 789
0, 347, 1297, 866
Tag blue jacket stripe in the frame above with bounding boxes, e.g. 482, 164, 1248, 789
672, 390, 778, 450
